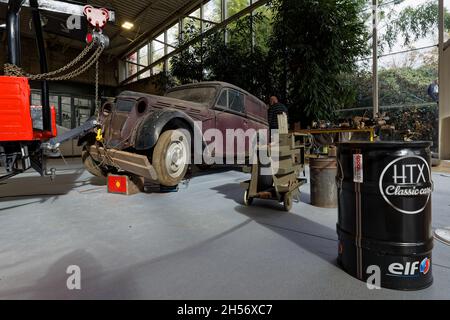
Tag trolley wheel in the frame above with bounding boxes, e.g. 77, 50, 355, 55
244, 190, 253, 206
283, 193, 293, 212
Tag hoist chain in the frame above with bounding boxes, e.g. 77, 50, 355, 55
95, 59, 100, 112
3, 41, 101, 81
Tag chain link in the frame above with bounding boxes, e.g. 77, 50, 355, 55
95, 59, 99, 112
4, 42, 104, 115
42, 45, 104, 81
4, 41, 99, 80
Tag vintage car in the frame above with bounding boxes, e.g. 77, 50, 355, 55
81, 82, 269, 186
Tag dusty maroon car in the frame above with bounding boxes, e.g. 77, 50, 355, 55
81, 82, 268, 186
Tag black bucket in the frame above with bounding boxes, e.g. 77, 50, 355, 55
336, 141, 434, 290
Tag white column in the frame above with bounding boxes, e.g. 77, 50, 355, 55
372, 0, 379, 117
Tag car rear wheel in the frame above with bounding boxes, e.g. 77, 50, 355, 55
152, 129, 190, 187
82, 146, 108, 178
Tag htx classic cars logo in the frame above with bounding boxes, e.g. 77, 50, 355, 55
379, 156, 432, 215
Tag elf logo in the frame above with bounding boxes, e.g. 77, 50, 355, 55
388, 258, 431, 277
420, 258, 431, 275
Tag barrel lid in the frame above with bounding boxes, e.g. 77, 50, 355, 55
337, 141, 433, 149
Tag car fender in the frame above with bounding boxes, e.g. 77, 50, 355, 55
132, 109, 204, 152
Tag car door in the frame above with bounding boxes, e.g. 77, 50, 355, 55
213, 88, 248, 160
245, 96, 269, 137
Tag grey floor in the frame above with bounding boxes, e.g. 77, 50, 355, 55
0, 158, 449, 300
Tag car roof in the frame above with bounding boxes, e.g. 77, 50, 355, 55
167, 81, 265, 104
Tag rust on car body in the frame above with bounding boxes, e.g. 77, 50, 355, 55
81, 81, 269, 185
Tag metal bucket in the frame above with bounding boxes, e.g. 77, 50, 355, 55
310, 157, 338, 208
337, 141, 434, 290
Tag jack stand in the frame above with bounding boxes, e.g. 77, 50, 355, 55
159, 185, 179, 193
143, 180, 179, 194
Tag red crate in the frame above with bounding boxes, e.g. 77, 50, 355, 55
0, 76, 33, 141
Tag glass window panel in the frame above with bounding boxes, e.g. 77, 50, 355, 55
138, 45, 148, 66
183, 7, 201, 39
138, 44, 150, 79
139, 70, 151, 79
228, 89, 245, 113
167, 57, 174, 72
152, 62, 164, 75
74, 98, 92, 127
61, 96, 72, 129
253, 4, 274, 51
152, 33, 165, 63
31, 93, 41, 106
167, 23, 180, 46
226, 0, 250, 18
203, 0, 221, 32
166, 87, 218, 104
127, 51, 137, 63
217, 90, 228, 107
127, 52, 138, 78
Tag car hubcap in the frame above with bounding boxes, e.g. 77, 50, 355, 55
165, 140, 187, 179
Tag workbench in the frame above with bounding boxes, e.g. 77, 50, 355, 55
293, 128, 375, 142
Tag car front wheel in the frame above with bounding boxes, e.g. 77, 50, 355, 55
82, 146, 108, 178
152, 129, 190, 187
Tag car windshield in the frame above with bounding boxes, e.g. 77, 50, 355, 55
165, 87, 217, 105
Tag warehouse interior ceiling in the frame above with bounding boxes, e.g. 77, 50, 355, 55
0, 0, 201, 57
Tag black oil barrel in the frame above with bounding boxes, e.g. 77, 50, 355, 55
336, 141, 434, 290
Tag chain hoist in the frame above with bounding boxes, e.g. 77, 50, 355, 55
3, 5, 111, 115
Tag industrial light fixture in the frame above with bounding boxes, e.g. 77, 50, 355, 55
121, 21, 134, 30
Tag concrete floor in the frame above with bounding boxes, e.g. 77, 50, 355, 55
0, 158, 449, 300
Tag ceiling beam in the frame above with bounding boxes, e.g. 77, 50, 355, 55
0, 0, 116, 21
109, 0, 167, 43
116, 0, 205, 58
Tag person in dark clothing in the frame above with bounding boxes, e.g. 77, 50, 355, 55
267, 96, 289, 130
427, 79, 439, 103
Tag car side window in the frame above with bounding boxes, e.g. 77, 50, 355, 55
228, 89, 245, 114
217, 90, 228, 108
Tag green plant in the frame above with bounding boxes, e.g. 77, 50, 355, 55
170, 10, 272, 100
268, 0, 369, 124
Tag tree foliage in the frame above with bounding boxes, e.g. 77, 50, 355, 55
168, 0, 440, 125
268, 0, 369, 123
170, 11, 272, 99
346, 63, 438, 109
383, 1, 439, 51
170, 0, 369, 124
